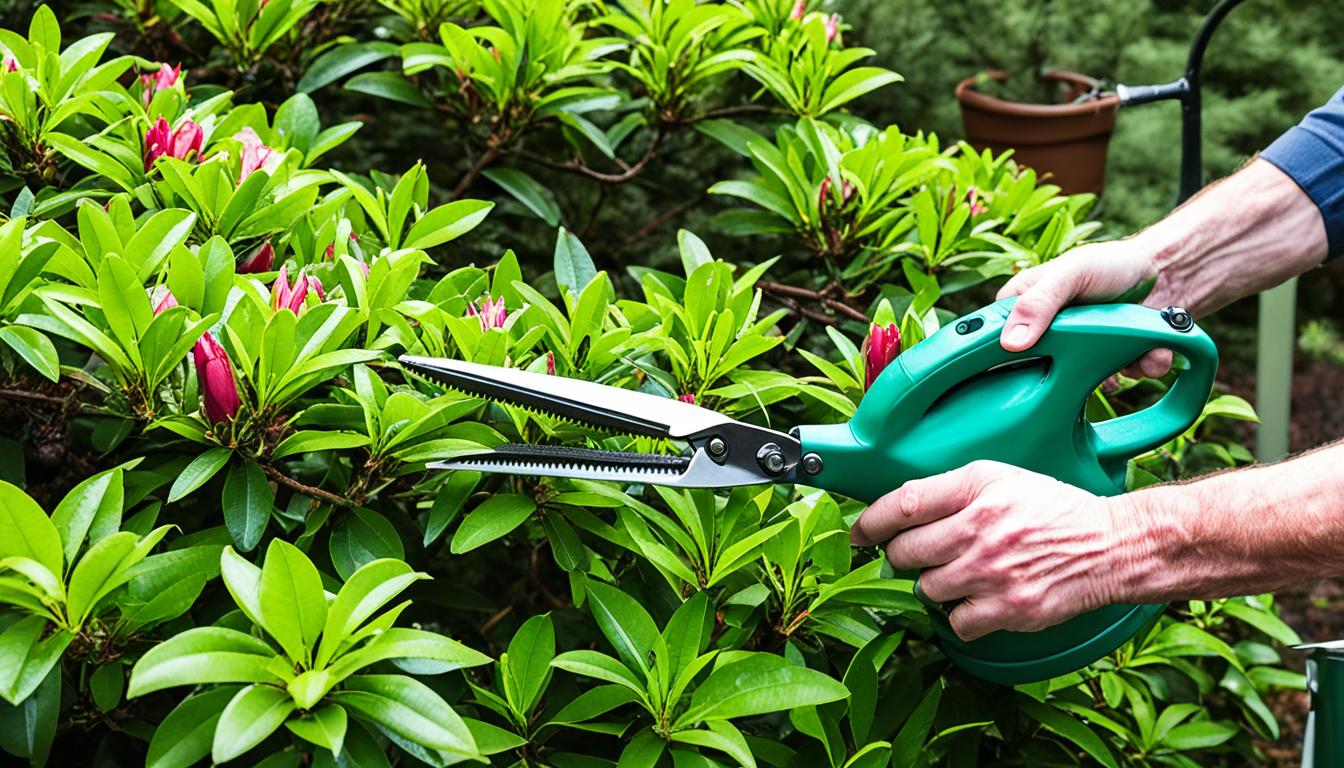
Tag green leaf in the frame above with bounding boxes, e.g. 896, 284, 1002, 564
483, 168, 561, 226
1221, 598, 1301, 646
890, 680, 941, 765
585, 582, 659, 676
298, 41, 399, 93
1162, 719, 1237, 750
212, 684, 296, 764
505, 613, 554, 716
333, 674, 477, 758
167, 448, 232, 503
1018, 698, 1119, 768
450, 494, 535, 554
271, 430, 370, 460
286, 703, 348, 756
553, 228, 597, 298
146, 686, 241, 768
258, 539, 328, 666
403, 200, 494, 250
0, 481, 63, 576
50, 467, 123, 564
0, 326, 58, 382
329, 508, 404, 580
551, 650, 645, 695
89, 663, 124, 712
315, 558, 425, 668
344, 71, 432, 107
0, 617, 74, 705
223, 460, 271, 552
546, 684, 640, 727
128, 627, 280, 698
424, 472, 478, 547
677, 654, 849, 727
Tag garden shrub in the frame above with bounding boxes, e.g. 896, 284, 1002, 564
0, 1, 1310, 766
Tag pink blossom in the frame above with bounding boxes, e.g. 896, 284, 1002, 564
861, 322, 900, 391
825, 13, 840, 42
677, 393, 696, 405
144, 117, 203, 171
193, 332, 241, 424
139, 63, 180, 106
309, 275, 326, 301
234, 127, 276, 183
466, 295, 508, 332
2, 55, 17, 73
152, 289, 178, 316
271, 266, 316, 314
967, 188, 987, 217
238, 241, 274, 274
789, 0, 805, 21
545, 352, 555, 375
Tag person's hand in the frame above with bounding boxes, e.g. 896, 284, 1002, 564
997, 239, 1183, 379
850, 461, 1134, 641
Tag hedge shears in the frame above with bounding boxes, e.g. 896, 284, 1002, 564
402, 297, 1218, 684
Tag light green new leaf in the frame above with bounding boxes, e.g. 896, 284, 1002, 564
450, 494, 535, 554
50, 467, 123, 565
403, 200, 494, 250
505, 613, 554, 716
167, 448, 232, 503
258, 539, 328, 666
333, 674, 477, 758
316, 558, 425, 668
212, 684, 296, 763
0, 326, 59, 382
676, 654, 848, 727
128, 627, 280, 698
0, 481, 64, 578
286, 703, 348, 756
146, 686, 241, 768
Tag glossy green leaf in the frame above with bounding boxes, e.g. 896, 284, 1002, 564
450, 494, 535, 554
212, 684, 296, 763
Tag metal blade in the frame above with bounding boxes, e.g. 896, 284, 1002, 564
400, 356, 733, 438
433, 444, 784, 488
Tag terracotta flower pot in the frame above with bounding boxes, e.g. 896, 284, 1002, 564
955, 70, 1120, 196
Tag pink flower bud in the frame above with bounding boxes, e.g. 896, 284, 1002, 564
825, 13, 840, 42
842, 179, 855, 203
466, 295, 508, 332
789, 0, 805, 21
677, 393, 696, 405
546, 352, 556, 375
152, 289, 178, 316
192, 332, 242, 424
238, 241, 274, 274
861, 322, 900, 391
234, 127, 276, 183
817, 176, 832, 211
2, 55, 17, 73
324, 242, 335, 260
271, 266, 314, 314
140, 63, 180, 106
144, 117, 203, 170
967, 188, 987, 217
310, 275, 326, 301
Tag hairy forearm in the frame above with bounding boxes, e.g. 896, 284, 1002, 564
1133, 158, 1329, 316
1111, 442, 1344, 602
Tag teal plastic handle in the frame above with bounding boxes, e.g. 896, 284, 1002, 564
796, 298, 1218, 684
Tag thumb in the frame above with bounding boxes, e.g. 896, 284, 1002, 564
1000, 270, 1077, 352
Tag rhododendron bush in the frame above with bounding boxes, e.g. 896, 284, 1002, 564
0, 2, 1304, 766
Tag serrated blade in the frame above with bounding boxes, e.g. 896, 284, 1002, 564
400, 356, 733, 439
432, 443, 775, 488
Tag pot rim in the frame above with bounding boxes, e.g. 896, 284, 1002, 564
956, 69, 1120, 117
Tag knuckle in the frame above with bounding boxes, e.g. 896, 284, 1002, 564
899, 485, 922, 520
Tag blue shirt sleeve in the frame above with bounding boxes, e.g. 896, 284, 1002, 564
1260, 85, 1344, 260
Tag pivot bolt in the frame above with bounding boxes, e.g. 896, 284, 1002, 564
757, 443, 786, 475
707, 437, 728, 459
801, 453, 824, 476
1161, 306, 1194, 332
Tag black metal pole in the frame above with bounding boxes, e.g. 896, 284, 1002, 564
1116, 0, 1251, 203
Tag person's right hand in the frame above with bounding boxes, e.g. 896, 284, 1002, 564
996, 238, 1182, 379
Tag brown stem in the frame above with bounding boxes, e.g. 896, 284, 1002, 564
758, 281, 869, 323
481, 604, 514, 635
564, 128, 663, 184
625, 196, 704, 244
261, 463, 352, 508
688, 103, 779, 122
0, 388, 69, 405
451, 132, 507, 199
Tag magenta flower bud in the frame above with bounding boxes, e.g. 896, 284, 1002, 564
140, 63, 180, 106
3, 55, 17, 73
546, 352, 556, 376
192, 332, 242, 424
677, 393, 695, 405
967, 188, 987, 216
152, 289, 178, 316
234, 127, 276, 183
309, 275, 326, 301
825, 13, 840, 42
238, 241, 274, 274
271, 266, 314, 314
817, 176, 832, 211
466, 295, 508, 332
862, 322, 901, 391
789, 0, 805, 20
144, 117, 203, 170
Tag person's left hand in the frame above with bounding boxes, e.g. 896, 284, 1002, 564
850, 460, 1131, 641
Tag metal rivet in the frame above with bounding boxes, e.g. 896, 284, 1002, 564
802, 453, 823, 475
707, 437, 727, 458
757, 443, 785, 475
